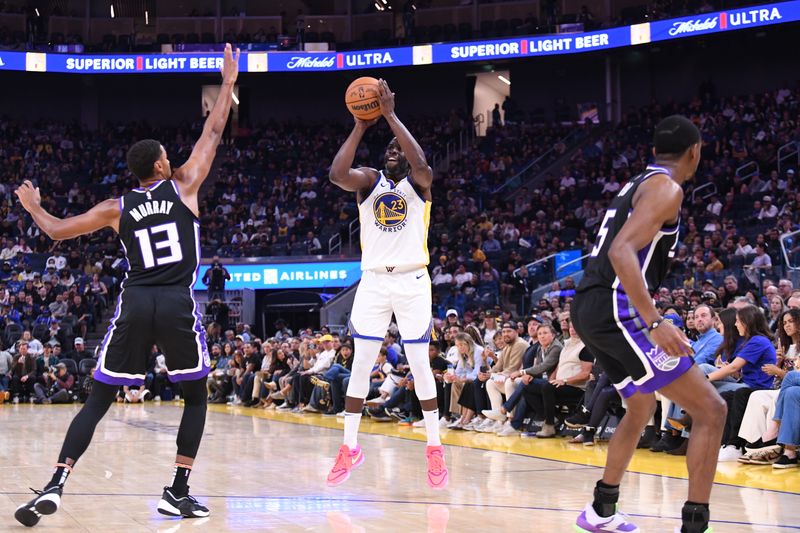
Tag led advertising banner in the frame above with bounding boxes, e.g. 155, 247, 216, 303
193, 261, 363, 290
0, 1, 797, 75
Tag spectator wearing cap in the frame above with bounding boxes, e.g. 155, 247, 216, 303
758, 196, 778, 221
296, 334, 336, 412
33, 361, 74, 404
444, 308, 460, 328
67, 337, 92, 364
479, 321, 529, 432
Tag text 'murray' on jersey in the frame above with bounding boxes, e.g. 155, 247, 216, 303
117, 180, 199, 288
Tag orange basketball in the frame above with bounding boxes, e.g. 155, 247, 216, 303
345, 77, 381, 121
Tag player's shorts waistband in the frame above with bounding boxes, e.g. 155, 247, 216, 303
367, 265, 426, 274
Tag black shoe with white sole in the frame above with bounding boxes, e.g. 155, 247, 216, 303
157, 486, 210, 518
14, 485, 62, 527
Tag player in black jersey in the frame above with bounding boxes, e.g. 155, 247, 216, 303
13, 44, 240, 528
571, 116, 726, 533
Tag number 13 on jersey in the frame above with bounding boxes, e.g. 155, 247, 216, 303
134, 222, 183, 269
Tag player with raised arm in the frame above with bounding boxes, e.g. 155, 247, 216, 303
571, 116, 726, 533
326, 79, 448, 489
14, 44, 240, 527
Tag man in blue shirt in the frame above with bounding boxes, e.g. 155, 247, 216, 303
691, 304, 723, 366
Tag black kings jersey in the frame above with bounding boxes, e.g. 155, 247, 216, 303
118, 180, 199, 288
578, 165, 680, 294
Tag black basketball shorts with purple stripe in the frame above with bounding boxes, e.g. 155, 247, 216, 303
571, 287, 693, 398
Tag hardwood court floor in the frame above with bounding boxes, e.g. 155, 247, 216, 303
0, 402, 798, 532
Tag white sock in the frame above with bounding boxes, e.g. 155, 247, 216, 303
423, 409, 441, 446
343, 412, 362, 449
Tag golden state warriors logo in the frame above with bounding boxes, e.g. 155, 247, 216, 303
373, 192, 408, 233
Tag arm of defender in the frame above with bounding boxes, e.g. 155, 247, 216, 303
378, 79, 433, 192
608, 176, 692, 357
329, 120, 379, 194
15, 181, 120, 240
174, 44, 240, 198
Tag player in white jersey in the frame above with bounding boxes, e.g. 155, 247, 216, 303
326, 79, 448, 490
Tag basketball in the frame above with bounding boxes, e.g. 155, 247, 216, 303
345, 77, 381, 121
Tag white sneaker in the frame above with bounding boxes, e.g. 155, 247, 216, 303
463, 419, 481, 431
302, 405, 320, 413
447, 419, 463, 429
153, 395, 161, 402
412, 419, 426, 428
482, 409, 506, 422
481, 420, 503, 433
475, 419, 495, 432
141, 390, 151, 401
439, 417, 451, 428
718, 445, 744, 462
336, 411, 346, 417
497, 424, 519, 437
174, 395, 181, 401
366, 396, 387, 405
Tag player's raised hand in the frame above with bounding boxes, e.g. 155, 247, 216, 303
650, 321, 694, 358
221, 43, 240, 84
377, 78, 395, 117
14, 180, 41, 212
355, 116, 379, 130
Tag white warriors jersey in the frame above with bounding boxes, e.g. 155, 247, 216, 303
358, 171, 431, 272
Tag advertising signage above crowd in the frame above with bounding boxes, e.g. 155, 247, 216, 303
193, 261, 363, 291
0, 1, 796, 75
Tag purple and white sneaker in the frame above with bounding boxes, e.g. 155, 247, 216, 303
574, 503, 640, 533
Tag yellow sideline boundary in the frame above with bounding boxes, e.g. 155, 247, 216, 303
209, 403, 800, 494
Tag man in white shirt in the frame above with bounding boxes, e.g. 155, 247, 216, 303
758, 196, 778, 220
46, 251, 67, 272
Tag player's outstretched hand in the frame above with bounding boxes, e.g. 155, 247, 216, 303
650, 321, 694, 358
355, 116, 379, 130
222, 43, 241, 84
14, 180, 41, 212
377, 78, 395, 117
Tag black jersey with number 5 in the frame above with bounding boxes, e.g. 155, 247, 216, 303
577, 165, 681, 294
117, 180, 199, 288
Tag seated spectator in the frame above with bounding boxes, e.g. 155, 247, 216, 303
692, 304, 723, 366
770, 369, 800, 468
0, 341, 13, 396
33, 362, 74, 404
443, 332, 484, 429
737, 308, 800, 464
207, 343, 233, 403
707, 305, 777, 462
9, 340, 36, 402
311, 340, 355, 415
521, 320, 593, 438
479, 320, 528, 432
67, 338, 92, 364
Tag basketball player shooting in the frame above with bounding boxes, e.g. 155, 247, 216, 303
13, 43, 240, 527
570, 116, 726, 533
327, 79, 448, 489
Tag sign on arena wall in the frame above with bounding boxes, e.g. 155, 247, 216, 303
193, 261, 362, 290
0, 0, 797, 74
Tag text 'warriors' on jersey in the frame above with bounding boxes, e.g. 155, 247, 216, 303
118, 180, 200, 288
578, 165, 680, 294
358, 172, 431, 271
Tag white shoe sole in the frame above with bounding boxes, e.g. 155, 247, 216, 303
157, 499, 210, 518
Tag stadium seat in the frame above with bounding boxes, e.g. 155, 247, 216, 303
79, 358, 97, 377
186, 33, 200, 44
457, 22, 472, 40
201, 32, 215, 43
4, 323, 22, 346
